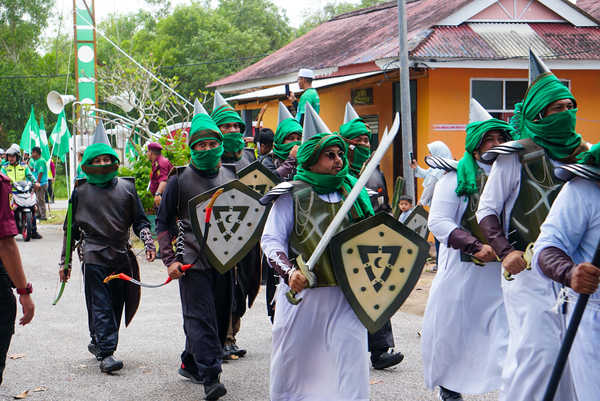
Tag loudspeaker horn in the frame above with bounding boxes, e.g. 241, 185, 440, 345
106, 92, 136, 113
47, 91, 76, 114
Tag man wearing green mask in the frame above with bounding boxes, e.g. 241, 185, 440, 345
476, 51, 590, 401
423, 99, 512, 401
261, 106, 373, 400
260, 102, 302, 322
339, 102, 402, 370
59, 122, 156, 374
210, 94, 257, 360
211, 91, 256, 168
156, 108, 234, 400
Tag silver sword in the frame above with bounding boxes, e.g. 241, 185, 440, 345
286, 112, 401, 304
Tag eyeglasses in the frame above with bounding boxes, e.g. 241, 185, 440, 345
324, 151, 345, 160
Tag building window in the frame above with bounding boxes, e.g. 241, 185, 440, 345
470, 78, 569, 121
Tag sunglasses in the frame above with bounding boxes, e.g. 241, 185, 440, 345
324, 150, 345, 160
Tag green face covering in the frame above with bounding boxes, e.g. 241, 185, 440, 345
274, 118, 303, 160
294, 133, 374, 221
81, 143, 120, 186
222, 132, 245, 155
191, 145, 224, 171
577, 142, 600, 166
189, 114, 222, 147
211, 105, 246, 131
339, 118, 372, 176
456, 119, 514, 196
511, 73, 580, 159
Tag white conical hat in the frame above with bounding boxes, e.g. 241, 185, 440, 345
529, 49, 551, 85
212, 90, 228, 112
343, 102, 360, 124
92, 121, 111, 145
194, 98, 208, 116
302, 102, 330, 143
278, 102, 294, 125
469, 98, 493, 123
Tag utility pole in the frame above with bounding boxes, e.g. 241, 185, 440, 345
397, 0, 415, 200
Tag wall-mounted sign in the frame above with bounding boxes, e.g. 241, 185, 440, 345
433, 124, 466, 131
351, 88, 373, 105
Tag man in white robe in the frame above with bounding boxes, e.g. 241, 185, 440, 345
423, 99, 511, 401
260, 108, 372, 401
534, 151, 600, 401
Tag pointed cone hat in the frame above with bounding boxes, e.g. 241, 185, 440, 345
469, 98, 493, 123
302, 102, 330, 143
529, 49, 551, 85
278, 102, 294, 125
194, 98, 209, 116
213, 90, 228, 112
92, 121, 111, 145
343, 102, 360, 124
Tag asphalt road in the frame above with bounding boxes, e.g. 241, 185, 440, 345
1, 224, 499, 401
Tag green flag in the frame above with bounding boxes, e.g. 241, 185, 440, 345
38, 114, 51, 161
19, 106, 39, 154
50, 110, 71, 163
125, 140, 138, 162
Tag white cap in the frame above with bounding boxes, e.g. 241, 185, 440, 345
298, 68, 315, 79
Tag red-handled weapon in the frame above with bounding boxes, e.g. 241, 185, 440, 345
103, 188, 224, 288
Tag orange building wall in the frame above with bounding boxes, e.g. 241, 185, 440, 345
236, 67, 600, 206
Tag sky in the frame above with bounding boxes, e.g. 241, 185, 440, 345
57, 0, 362, 29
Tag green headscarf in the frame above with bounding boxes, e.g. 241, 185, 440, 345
456, 119, 514, 196
189, 113, 224, 171
273, 118, 302, 160
511, 73, 581, 160
294, 133, 374, 221
211, 105, 246, 154
339, 118, 372, 176
81, 143, 120, 185
577, 142, 600, 166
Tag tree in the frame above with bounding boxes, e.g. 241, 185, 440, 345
296, 0, 387, 37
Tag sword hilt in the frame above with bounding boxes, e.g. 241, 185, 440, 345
503, 243, 534, 281
285, 255, 317, 305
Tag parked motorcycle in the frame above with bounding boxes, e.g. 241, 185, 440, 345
11, 180, 37, 241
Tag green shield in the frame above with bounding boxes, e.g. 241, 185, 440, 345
330, 213, 430, 333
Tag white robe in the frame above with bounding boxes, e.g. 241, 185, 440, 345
476, 152, 576, 401
422, 164, 508, 394
534, 177, 600, 401
261, 192, 370, 401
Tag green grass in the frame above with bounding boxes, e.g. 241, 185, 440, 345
52, 173, 69, 200
39, 208, 66, 225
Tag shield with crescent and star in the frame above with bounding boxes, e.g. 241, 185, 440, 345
188, 180, 271, 274
329, 213, 430, 333
236, 161, 281, 196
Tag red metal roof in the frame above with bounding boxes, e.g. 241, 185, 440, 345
210, 0, 600, 89
413, 23, 600, 60
209, 0, 471, 88
578, 0, 600, 21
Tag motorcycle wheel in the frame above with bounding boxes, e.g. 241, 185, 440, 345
23, 211, 32, 242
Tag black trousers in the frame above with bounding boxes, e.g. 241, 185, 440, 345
368, 320, 395, 354
84, 263, 126, 358
179, 268, 232, 381
0, 266, 16, 385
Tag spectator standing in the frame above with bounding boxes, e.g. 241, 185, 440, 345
288, 68, 320, 125
47, 157, 56, 204
397, 195, 414, 223
30, 147, 48, 221
0, 171, 35, 385
147, 142, 173, 210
